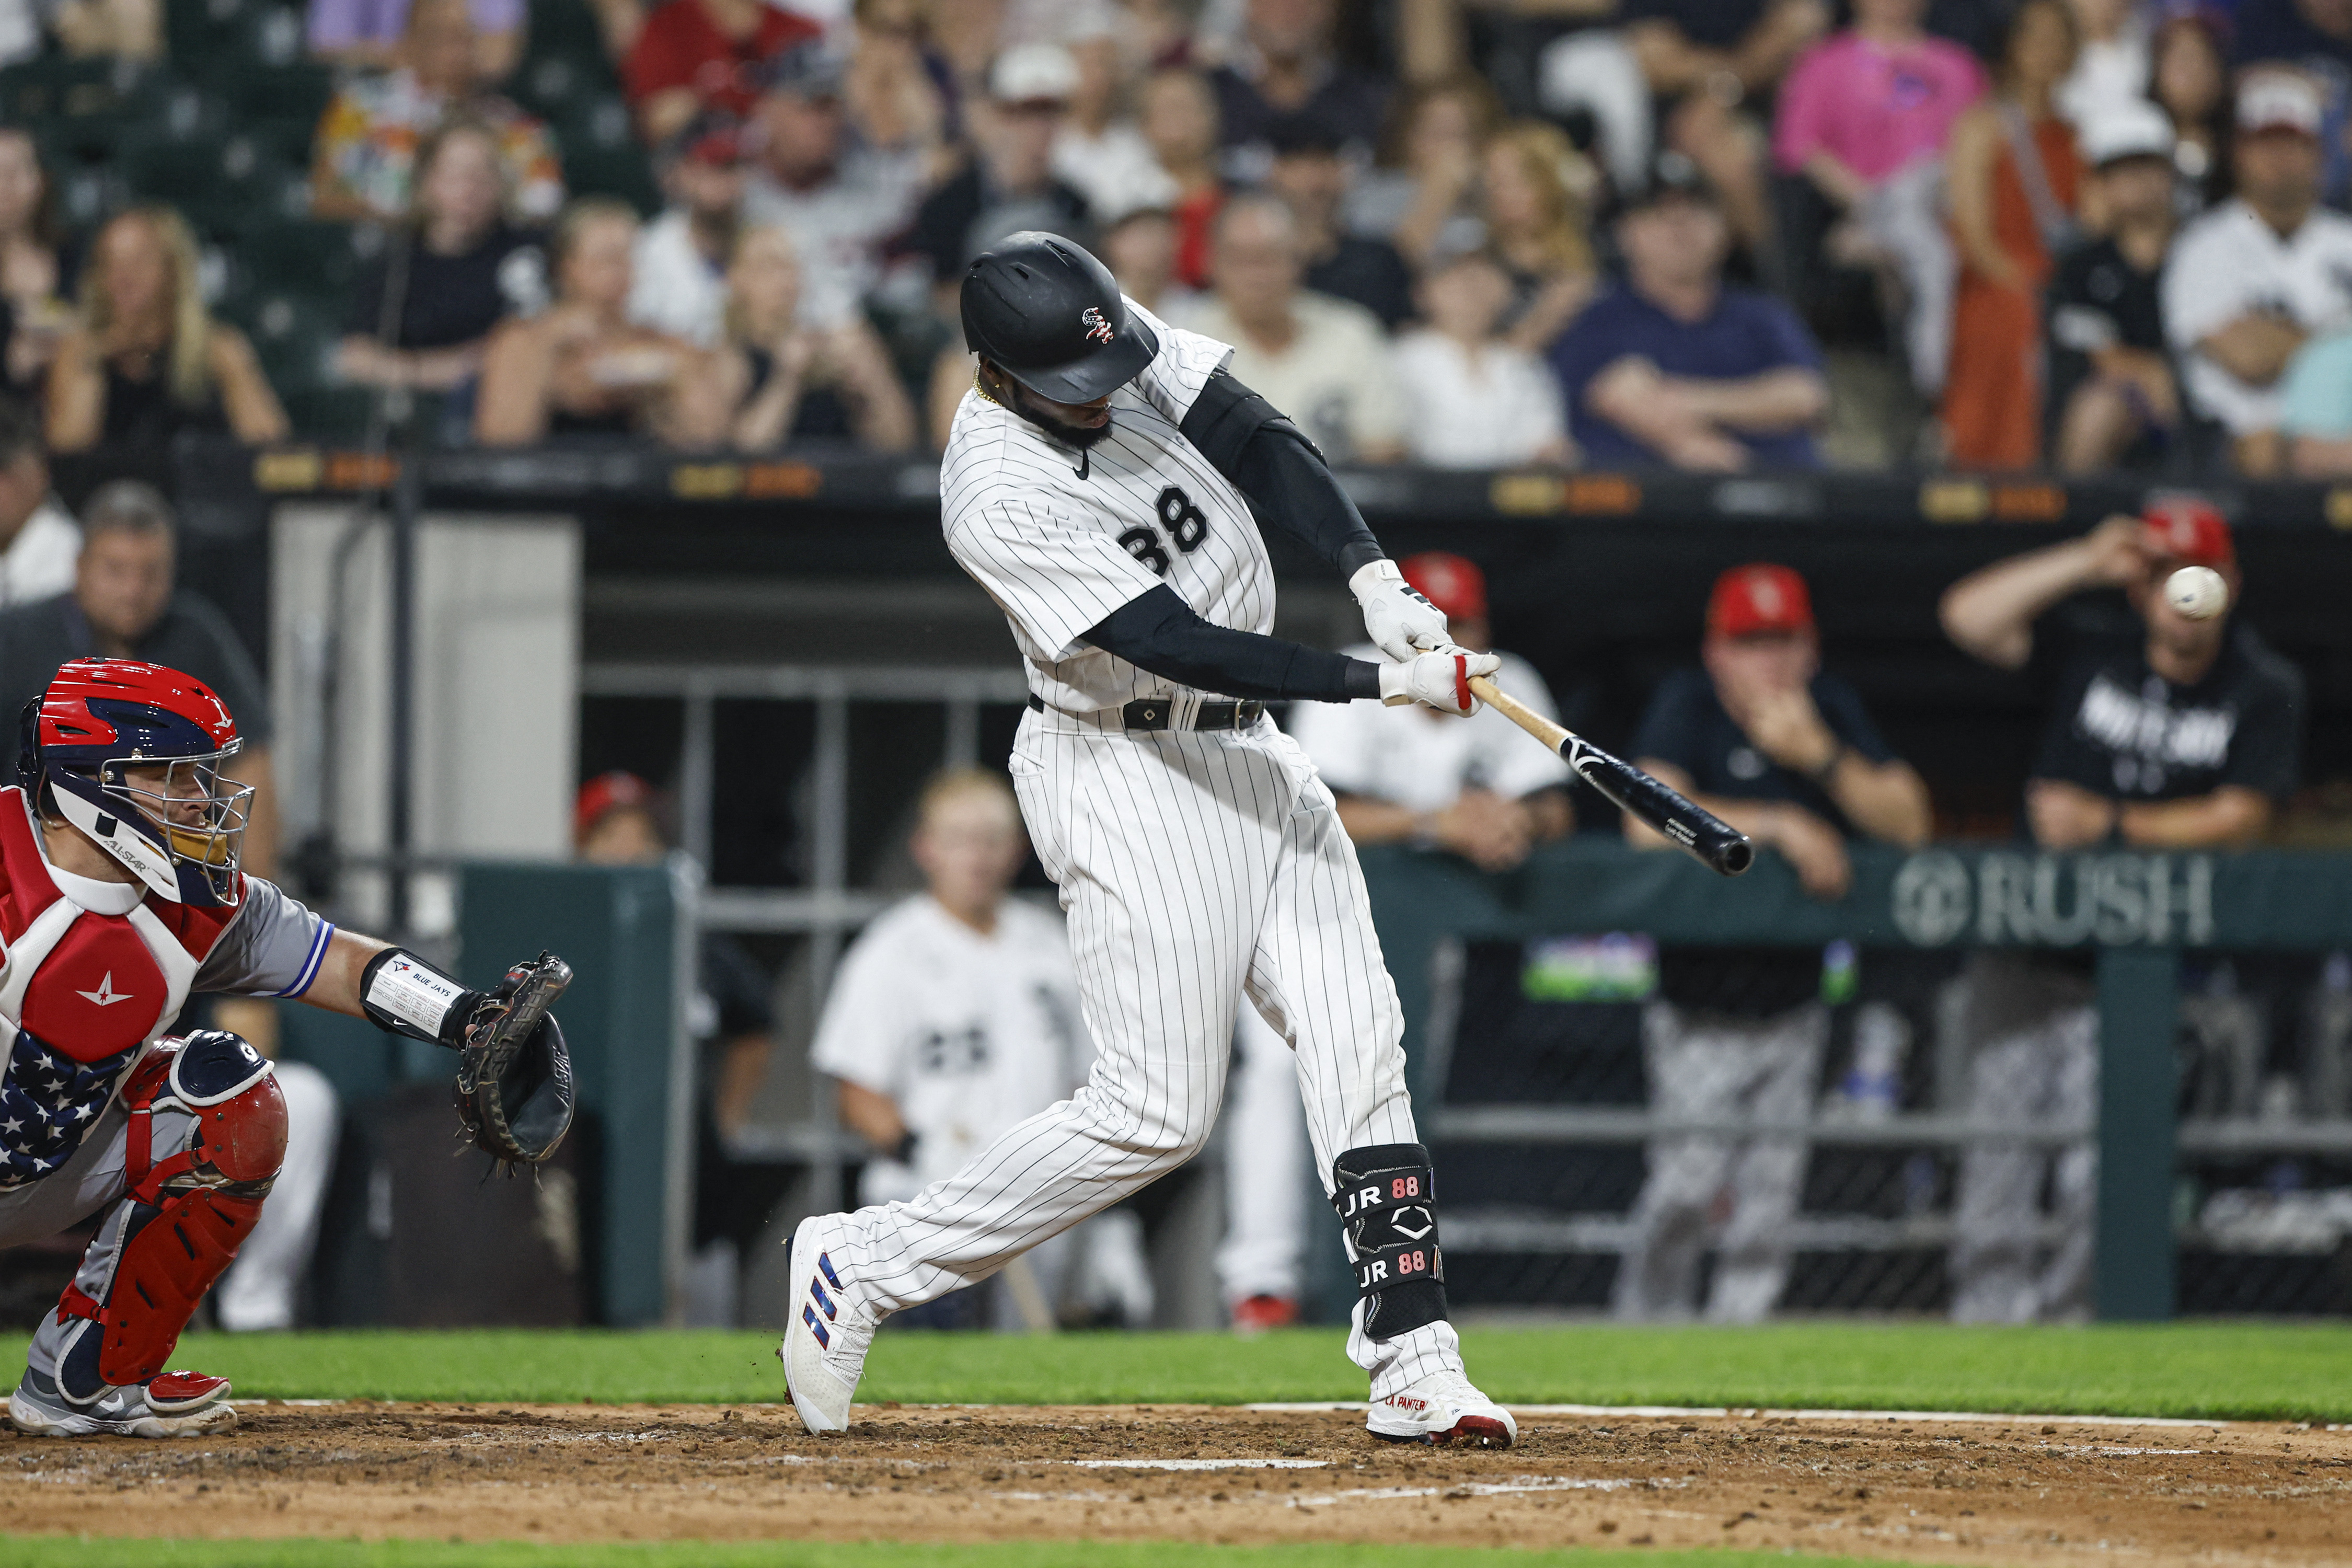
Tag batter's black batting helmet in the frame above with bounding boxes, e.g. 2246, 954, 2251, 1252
960, 232, 1157, 403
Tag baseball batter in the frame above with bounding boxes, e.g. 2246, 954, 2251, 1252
781, 232, 1516, 1447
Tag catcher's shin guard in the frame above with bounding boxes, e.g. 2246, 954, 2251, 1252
1331, 1143, 1448, 1340
53, 1032, 285, 1401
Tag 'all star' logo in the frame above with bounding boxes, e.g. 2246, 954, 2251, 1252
75, 972, 134, 1007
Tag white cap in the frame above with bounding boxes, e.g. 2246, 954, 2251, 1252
2238, 70, 2323, 137
990, 43, 1080, 105
2081, 98, 2176, 168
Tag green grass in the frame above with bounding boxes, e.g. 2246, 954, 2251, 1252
0, 1542, 1950, 1568
0, 1320, 2344, 1421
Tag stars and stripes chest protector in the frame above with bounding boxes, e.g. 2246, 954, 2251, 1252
0, 789, 233, 1186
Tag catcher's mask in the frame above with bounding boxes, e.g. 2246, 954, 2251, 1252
19, 658, 251, 907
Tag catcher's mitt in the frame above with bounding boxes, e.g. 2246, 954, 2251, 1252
454, 952, 577, 1170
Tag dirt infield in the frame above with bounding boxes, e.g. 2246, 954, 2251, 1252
1, 1400, 2345, 1564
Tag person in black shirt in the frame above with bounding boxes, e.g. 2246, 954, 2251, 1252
1615, 563, 1931, 1323
1624, 0, 1829, 257
1208, 0, 1389, 175
1942, 500, 2301, 847
1262, 114, 1415, 329
337, 119, 547, 398
1939, 499, 2302, 1322
2047, 102, 2186, 473
908, 45, 1092, 315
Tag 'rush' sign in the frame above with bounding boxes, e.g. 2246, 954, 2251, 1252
1892, 851, 2216, 948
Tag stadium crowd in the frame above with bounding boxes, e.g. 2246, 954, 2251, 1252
10, 0, 2352, 471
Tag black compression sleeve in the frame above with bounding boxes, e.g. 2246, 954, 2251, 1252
1086, 586, 1382, 703
1179, 371, 1384, 578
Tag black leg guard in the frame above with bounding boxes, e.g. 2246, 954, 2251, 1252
1331, 1143, 1448, 1340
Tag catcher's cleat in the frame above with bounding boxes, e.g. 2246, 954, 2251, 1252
7, 1365, 236, 1438
778, 1214, 875, 1434
1367, 1368, 1517, 1449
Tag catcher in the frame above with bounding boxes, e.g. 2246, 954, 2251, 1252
0, 658, 573, 1438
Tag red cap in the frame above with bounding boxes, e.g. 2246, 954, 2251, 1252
574, 770, 653, 846
1707, 563, 1814, 637
2141, 497, 2234, 567
1399, 552, 1488, 620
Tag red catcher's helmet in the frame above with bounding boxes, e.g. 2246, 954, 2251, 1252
17, 659, 250, 906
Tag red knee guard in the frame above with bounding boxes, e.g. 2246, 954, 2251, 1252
61, 1187, 268, 1386
55, 1030, 286, 1391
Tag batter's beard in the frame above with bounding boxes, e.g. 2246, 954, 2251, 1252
987, 368, 1116, 448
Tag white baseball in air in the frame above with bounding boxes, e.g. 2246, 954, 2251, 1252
2164, 565, 2227, 621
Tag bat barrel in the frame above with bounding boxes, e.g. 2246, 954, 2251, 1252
1562, 737, 1755, 879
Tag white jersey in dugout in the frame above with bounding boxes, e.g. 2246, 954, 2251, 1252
810, 895, 1088, 1200
940, 296, 1271, 715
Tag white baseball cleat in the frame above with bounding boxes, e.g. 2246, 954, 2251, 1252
7, 1366, 237, 1438
777, 1213, 875, 1434
1367, 1368, 1517, 1448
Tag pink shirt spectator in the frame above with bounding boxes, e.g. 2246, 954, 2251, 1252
1772, 34, 1987, 182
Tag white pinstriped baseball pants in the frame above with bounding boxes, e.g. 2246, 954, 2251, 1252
828, 708, 1462, 1396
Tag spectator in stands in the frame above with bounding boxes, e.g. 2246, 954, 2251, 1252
1550, 155, 1828, 471
1352, 76, 1498, 272
1262, 115, 1413, 329
0, 129, 68, 396
910, 44, 1093, 294
628, 112, 746, 348
1208, 0, 1388, 171
1053, 11, 1173, 222
308, 0, 523, 82
843, 0, 953, 190
1100, 202, 1196, 320
1939, 500, 2300, 1322
742, 41, 930, 338
1616, 563, 1930, 1324
2151, 11, 2232, 215
47, 207, 289, 453
718, 223, 915, 452
0, 482, 273, 859
625, 0, 823, 146
1623, 0, 1828, 259
47, 0, 160, 61
1393, 244, 1573, 468
2055, 0, 2150, 130
2047, 101, 2185, 474
1771, 0, 1984, 395
2163, 71, 2352, 475
2232, 0, 2352, 74
1480, 121, 1599, 355
1941, 0, 2080, 469
1178, 193, 1405, 463
0, 398, 79, 614
475, 197, 730, 446
337, 118, 549, 397
2280, 319, 2352, 472
1139, 66, 1225, 292
310, 0, 564, 224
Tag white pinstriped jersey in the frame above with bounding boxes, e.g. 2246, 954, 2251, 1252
940, 297, 1276, 714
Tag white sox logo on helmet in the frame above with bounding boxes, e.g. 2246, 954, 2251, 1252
1080, 307, 1114, 345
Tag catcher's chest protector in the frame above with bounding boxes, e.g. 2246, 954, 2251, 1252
0, 789, 234, 1186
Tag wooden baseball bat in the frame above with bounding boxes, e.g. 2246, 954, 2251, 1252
1468, 675, 1754, 877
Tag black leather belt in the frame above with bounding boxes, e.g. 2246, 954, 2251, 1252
1028, 694, 1265, 732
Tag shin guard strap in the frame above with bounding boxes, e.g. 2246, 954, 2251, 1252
1331, 1142, 1449, 1340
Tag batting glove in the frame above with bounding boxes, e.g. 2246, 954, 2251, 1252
1351, 559, 1449, 662
1379, 648, 1500, 716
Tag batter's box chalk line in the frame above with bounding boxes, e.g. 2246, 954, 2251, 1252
1246, 1401, 2227, 1428
1067, 1458, 1329, 1469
